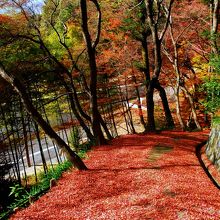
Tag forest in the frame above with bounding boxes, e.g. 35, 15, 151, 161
0, 0, 219, 219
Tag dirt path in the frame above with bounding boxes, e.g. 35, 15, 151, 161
11, 131, 220, 220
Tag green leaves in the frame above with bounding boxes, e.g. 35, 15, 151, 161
9, 184, 28, 199
201, 55, 220, 115
202, 0, 214, 5
1, 160, 73, 219
202, 77, 220, 113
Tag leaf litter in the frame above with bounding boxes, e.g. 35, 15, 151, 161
11, 131, 220, 220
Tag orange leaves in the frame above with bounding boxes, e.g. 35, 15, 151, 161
108, 18, 121, 29
102, 29, 124, 42
97, 48, 120, 66
0, 13, 27, 35
122, 68, 132, 77
101, 49, 115, 61
62, 59, 72, 69
0, 14, 12, 24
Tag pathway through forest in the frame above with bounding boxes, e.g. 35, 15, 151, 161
11, 130, 220, 220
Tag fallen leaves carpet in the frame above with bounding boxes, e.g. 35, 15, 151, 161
11, 131, 220, 220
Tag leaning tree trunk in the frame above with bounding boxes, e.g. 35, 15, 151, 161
0, 64, 88, 170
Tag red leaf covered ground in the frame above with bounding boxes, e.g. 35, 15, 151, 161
11, 131, 220, 220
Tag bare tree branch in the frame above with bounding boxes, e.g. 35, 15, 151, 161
91, 0, 102, 49
159, 0, 174, 41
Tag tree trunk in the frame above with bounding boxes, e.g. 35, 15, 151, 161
124, 81, 136, 134
181, 85, 202, 130
0, 64, 88, 170
172, 38, 186, 130
136, 88, 147, 130
162, 16, 190, 130
132, 74, 147, 130
141, 39, 156, 131
20, 102, 32, 167
155, 81, 175, 128
146, 80, 156, 131
210, 0, 219, 55
61, 80, 94, 141
80, 0, 107, 145
34, 122, 48, 173
206, 122, 220, 169
144, 0, 174, 130
98, 113, 113, 140
141, 39, 150, 83
175, 85, 185, 130
68, 72, 112, 140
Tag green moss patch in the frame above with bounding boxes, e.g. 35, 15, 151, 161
147, 144, 173, 162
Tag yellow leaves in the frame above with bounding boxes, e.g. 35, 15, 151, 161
192, 55, 209, 79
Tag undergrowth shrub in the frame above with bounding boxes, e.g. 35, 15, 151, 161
0, 160, 72, 220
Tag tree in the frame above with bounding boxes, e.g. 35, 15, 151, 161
122, 1, 174, 130
0, 0, 95, 140
203, 0, 219, 116
0, 63, 88, 170
143, 0, 175, 131
210, 0, 219, 55
0, 0, 112, 144
162, 15, 202, 130
80, 0, 107, 145
202, 57, 220, 116
202, 0, 220, 169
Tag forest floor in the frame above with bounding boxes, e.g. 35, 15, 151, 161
11, 130, 220, 220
